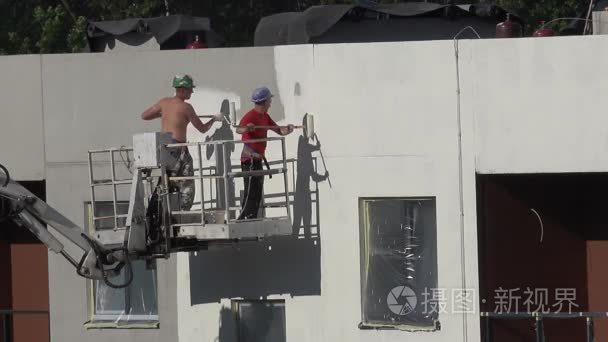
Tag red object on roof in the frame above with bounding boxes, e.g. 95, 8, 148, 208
496, 13, 522, 38
186, 35, 207, 49
533, 21, 555, 37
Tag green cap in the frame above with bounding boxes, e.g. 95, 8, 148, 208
172, 74, 195, 88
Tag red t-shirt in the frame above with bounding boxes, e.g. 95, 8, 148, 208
240, 109, 278, 162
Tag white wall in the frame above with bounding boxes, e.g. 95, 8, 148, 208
172, 41, 477, 342
36, 42, 476, 342
3, 33, 608, 342
472, 35, 608, 173
41, 51, 188, 342
309, 41, 470, 342
38, 47, 303, 342
0, 55, 45, 180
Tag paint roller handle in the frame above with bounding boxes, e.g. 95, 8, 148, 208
235, 113, 314, 137
198, 113, 225, 121
239, 124, 298, 136
238, 124, 303, 129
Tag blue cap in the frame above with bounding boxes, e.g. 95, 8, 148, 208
251, 86, 274, 103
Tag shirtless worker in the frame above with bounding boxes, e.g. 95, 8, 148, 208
141, 74, 218, 210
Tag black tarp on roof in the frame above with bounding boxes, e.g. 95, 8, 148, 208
594, 0, 608, 10
254, 3, 520, 46
87, 15, 223, 50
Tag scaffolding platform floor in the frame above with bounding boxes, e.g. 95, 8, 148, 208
176, 216, 293, 241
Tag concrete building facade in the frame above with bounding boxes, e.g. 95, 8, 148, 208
1, 34, 608, 341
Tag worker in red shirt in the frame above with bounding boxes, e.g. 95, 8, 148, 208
236, 86, 294, 220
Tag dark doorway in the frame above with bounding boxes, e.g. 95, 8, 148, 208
0, 181, 49, 342
477, 173, 608, 342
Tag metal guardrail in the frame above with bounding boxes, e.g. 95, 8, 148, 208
0, 309, 49, 342
88, 137, 292, 232
88, 147, 134, 230
164, 136, 291, 226
481, 311, 608, 342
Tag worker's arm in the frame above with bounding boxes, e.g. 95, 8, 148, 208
187, 104, 216, 134
236, 112, 255, 134
269, 116, 294, 136
236, 123, 255, 134
141, 101, 162, 120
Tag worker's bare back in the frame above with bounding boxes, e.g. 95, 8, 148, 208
141, 96, 196, 143
142, 86, 216, 141
157, 97, 193, 142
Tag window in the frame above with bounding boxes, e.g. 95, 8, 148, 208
84, 202, 159, 328
359, 197, 438, 330
232, 300, 286, 342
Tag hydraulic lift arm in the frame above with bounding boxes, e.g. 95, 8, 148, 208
0, 165, 132, 288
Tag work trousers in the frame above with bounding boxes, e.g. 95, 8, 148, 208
238, 159, 264, 220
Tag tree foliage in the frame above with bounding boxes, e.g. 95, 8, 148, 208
0, 0, 164, 54
0, 0, 591, 55
488, 0, 587, 33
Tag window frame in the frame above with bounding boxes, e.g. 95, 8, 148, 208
231, 299, 287, 341
358, 196, 440, 331
83, 201, 159, 329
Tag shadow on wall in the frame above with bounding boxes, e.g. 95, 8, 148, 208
292, 114, 329, 238
205, 99, 236, 214
189, 114, 331, 304
217, 307, 237, 342
217, 301, 287, 342
189, 236, 321, 304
